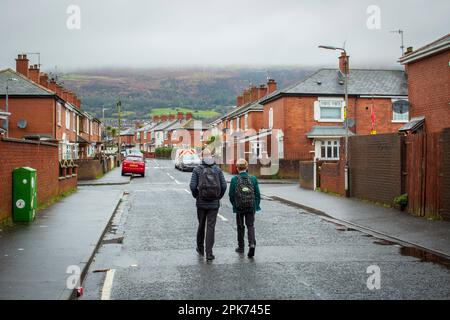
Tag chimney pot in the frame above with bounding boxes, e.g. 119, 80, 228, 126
236, 95, 244, 107
267, 79, 277, 94
16, 54, 29, 77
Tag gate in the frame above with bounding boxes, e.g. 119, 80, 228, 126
405, 131, 443, 218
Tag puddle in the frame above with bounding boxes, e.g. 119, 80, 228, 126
400, 247, 450, 270
373, 239, 396, 245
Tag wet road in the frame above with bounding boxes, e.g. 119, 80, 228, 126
81, 159, 450, 300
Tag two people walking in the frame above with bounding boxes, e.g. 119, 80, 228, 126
189, 148, 261, 261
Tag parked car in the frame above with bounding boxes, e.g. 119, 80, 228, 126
174, 148, 197, 169
122, 154, 146, 177
177, 154, 201, 172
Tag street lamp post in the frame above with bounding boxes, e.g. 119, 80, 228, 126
117, 100, 122, 162
5, 78, 18, 138
318, 45, 350, 195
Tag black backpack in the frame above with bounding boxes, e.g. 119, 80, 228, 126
198, 165, 222, 200
235, 175, 255, 211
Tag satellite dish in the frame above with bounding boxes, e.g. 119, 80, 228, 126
17, 120, 27, 129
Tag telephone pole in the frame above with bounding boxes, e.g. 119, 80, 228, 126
117, 100, 122, 161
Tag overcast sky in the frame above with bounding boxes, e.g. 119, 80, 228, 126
0, 0, 449, 72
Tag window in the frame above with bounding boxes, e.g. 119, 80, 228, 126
277, 130, 284, 159
172, 130, 177, 139
244, 114, 248, 130
319, 140, 340, 160
229, 119, 233, 132
164, 131, 168, 140
72, 112, 76, 132
137, 132, 141, 139
65, 110, 70, 129
268, 108, 273, 129
57, 103, 62, 126
236, 117, 240, 131
316, 98, 344, 122
251, 141, 263, 158
144, 131, 147, 140
392, 99, 409, 122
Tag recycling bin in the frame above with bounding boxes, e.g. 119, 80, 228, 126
12, 167, 37, 222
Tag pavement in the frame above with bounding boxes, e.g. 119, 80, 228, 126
260, 184, 450, 259
0, 187, 123, 300
79, 159, 450, 300
77, 167, 131, 186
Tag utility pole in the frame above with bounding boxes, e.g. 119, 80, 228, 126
117, 100, 122, 162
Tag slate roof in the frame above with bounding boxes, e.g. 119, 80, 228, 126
260, 68, 408, 104
181, 119, 208, 130
120, 127, 135, 136
0, 69, 54, 96
226, 100, 264, 119
152, 119, 179, 131
306, 126, 355, 138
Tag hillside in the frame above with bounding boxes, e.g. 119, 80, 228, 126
60, 67, 313, 121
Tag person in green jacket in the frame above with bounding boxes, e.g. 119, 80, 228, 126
229, 159, 261, 258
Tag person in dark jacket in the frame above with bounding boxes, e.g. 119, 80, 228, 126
190, 148, 227, 261
229, 159, 261, 258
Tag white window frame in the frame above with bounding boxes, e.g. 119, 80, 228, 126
72, 112, 76, 132
57, 103, 62, 126
172, 130, 177, 139
392, 99, 410, 123
236, 117, 240, 131
277, 130, 284, 159
137, 131, 141, 139
65, 109, 70, 129
316, 97, 344, 122
244, 114, 249, 130
164, 131, 168, 140
317, 139, 340, 160
229, 119, 234, 133
268, 108, 273, 129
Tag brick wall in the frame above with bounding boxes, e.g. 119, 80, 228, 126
0, 97, 56, 139
348, 133, 403, 206
0, 137, 77, 223
75, 159, 104, 180
406, 50, 450, 133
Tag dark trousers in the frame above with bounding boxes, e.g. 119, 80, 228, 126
236, 211, 256, 248
197, 208, 218, 256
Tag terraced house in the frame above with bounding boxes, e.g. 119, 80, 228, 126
216, 54, 409, 177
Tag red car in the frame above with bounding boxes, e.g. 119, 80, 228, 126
122, 154, 146, 177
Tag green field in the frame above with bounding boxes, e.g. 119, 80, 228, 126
149, 108, 220, 120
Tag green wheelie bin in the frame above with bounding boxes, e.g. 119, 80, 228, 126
12, 167, 37, 222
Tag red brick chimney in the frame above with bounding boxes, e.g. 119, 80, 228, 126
153, 115, 160, 122
243, 89, 251, 104
16, 54, 29, 78
161, 114, 168, 122
186, 112, 193, 120
250, 85, 258, 102
236, 95, 244, 107
267, 79, 277, 94
258, 85, 268, 99
28, 64, 40, 83
62, 89, 69, 102
55, 84, 63, 97
339, 52, 350, 75
48, 79, 57, 92
168, 114, 176, 121
39, 73, 49, 88
177, 112, 184, 121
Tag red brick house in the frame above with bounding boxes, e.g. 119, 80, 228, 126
398, 34, 449, 134
254, 54, 409, 165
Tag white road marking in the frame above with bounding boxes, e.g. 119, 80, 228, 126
174, 179, 181, 185
184, 189, 191, 194
101, 269, 116, 300
218, 214, 228, 222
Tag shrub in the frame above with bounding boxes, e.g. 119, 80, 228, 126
394, 194, 408, 208
155, 147, 173, 159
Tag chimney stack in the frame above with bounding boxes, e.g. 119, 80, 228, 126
168, 114, 176, 121
186, 112, 193, 120
338, 52, 350, 75
243, 89, 251, 104
257, 85, 268, 99
153, 115, 160, 122
250, 85, 258, 103
39, 73, 49, 88
161, 114, 168, 122
55, 84, 63, 97
48, 79, 57, 92
177, 112, 184, 121
16, 54, 29, 78
236, 95, 244, 107
62, 89, 69, 102
28, 64, 40, 83
267, 79, 277, 94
